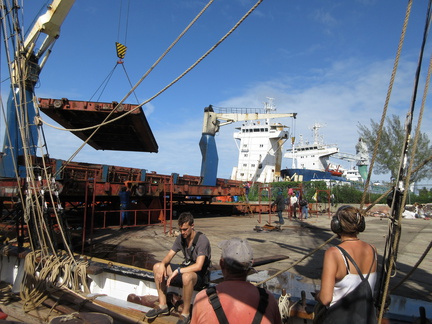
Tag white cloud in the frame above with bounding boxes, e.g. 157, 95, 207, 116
208, 56, 432, 181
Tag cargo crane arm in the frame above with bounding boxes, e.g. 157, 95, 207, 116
200, 105, 296, 186
16, 0, 76, 83
0, 0, 75, 177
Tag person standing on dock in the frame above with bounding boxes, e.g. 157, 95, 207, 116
271, 190, 285, 225
244, 182, 251, 202
299, 197, 309, 220
191, 237, 282, 324
146, 212, 211, 324
119, 186, 131, 228
289, 192, 298, 220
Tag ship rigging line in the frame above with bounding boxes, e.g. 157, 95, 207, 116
42, 0, 264, 177
38, 0, 215, 137
252, 0, 432, 301
0, 1, 89, 310
359, 0, 412, 209
41, 0, 264, 142
39, 0, 216, 175
358, 3, 413, 302
376, 0, 432, 321
253, 234, 338, 287
390, 240, 432, 293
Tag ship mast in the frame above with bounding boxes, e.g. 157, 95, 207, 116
311, 122, 324, 145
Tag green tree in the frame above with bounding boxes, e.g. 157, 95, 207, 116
358, 114, 432, 183
417, 187, 432, 204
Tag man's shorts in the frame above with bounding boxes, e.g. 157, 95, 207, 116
169, 263, 208, 290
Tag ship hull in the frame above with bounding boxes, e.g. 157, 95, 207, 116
281, 168, 347, 182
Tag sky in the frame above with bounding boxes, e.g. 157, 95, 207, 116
1, 0, 432, 185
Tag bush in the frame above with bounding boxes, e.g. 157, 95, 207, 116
242, 181, 392, 205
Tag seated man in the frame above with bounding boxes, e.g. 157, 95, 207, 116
146, 212, 211, 324
191, 237, 282, 324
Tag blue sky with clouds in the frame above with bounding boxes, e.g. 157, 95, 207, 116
1, 0, 431, 184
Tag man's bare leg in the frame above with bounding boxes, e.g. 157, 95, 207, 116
180, 272, 197, 316
153, 262, 170, 306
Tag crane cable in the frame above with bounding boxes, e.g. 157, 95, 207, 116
88, 60, 141, 104
88, 0, 138, 103
117, 0, 130, 49
42, 0, 266, 178
51, 0, 216, 176
36, 0, 262, 134
38, 0, 217, 136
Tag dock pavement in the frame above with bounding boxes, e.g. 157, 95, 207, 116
86, 204, 432, 304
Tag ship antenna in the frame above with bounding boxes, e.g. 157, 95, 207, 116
264, 97, 275, 124
312, 122, 324, 145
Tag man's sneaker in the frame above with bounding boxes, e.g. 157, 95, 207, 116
176, 314, 191, 324
146, 305, 170, 319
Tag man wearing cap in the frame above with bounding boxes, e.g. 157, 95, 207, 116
146, 212, 211, 324
191, 238, 282, 324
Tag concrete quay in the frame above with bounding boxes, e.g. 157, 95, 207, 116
87, 205, 432, 306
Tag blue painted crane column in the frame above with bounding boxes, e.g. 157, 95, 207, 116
199, 134, 218, 186
199, 105, 220, 186
0, 88, 38, 178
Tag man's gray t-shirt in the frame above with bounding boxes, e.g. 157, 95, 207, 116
171, 232, 211, 272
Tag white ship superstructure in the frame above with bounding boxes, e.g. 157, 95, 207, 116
344, 168, 363, 182
231, 101, 289, 183
285, 123, 339, 171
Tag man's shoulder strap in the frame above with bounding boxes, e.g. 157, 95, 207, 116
252, 287, 269, 324
182, 231, 202, 247
182, 231, 204, 265
193, 231, 202, 246
206, 287, 229, 324
206, 286, 269, 324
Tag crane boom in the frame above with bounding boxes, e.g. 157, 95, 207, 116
0, 0, 75, 178
200, 105, 296, 186
24, 0, 75, 53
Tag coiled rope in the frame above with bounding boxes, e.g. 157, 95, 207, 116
277, 292, 292, 320
0, 281, 13, 304
20, 251, 89, 312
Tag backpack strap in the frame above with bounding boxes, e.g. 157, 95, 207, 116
181, 231, 202, 264
251, 287, 269, 324
193, 231, 202, 246
206, 286, 269, 324
336, 246, 376, 281
206, 287, 229, 324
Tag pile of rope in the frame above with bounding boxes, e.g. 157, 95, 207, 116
277, 292, 292, 321
20, 251, 89, 312
0, 281, 13, 304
